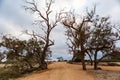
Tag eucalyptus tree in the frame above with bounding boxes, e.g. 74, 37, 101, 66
24, 0, 60, 69
61, 7, 96, 70
88, 16, 120, 69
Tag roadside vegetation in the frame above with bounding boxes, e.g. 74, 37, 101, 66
0, 35, 52, 79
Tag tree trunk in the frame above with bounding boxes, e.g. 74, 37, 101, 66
41, 61, 47, 69
41, 48, 48, 69
81, 59, 86, 70
94, 51, 98, 70
94, 61, 98, 70
81, 53, 86, 70
90, 60, 93, 66
72, 54, 76, 61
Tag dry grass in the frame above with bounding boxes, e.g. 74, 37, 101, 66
87, 62, 120, 80
88, 70, 120, 80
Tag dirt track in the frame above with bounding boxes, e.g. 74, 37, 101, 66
18, 62, 95, 80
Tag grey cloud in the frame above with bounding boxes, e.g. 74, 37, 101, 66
0, 0, 34, 27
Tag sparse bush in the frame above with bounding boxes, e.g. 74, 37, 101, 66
64, 60, 67, 62
107, 62, 120, 66
97, 67, 102, 70
67, 60, 73, 64
101, 59, 120, 62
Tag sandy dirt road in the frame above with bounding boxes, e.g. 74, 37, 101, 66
18, 62, 96, 80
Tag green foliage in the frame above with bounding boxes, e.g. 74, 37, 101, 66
90, 16, 114, 49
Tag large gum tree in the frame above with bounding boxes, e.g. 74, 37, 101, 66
24, 0, 60, 69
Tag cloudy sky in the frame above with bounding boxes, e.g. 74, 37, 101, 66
0, 0, 120, 60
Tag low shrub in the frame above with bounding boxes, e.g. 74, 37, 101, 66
107, 62, 120, 66
0, 66, 22, 80
67, 60, 73, 64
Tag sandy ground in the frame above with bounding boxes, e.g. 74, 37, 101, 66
18, 62, 96, 80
